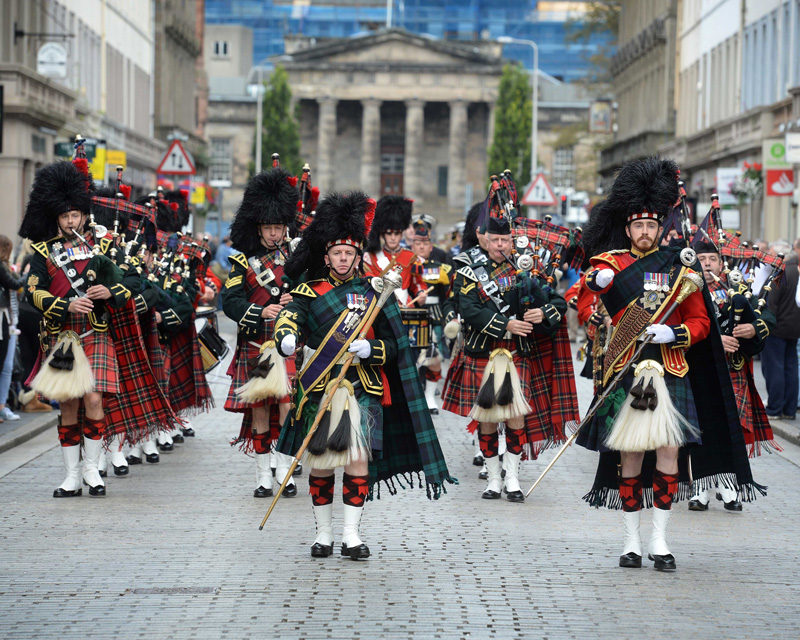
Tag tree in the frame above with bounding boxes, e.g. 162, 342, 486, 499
488, 63, 533, 185
253, 66, 302, 175
565, 1, 620, 90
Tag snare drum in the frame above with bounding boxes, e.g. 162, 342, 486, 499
400, 308, 430, 349
195, 312, 229, 373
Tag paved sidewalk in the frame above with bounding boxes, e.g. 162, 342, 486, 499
1, 331, 798, 639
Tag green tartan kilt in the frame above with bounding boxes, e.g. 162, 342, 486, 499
275, 372, 384, 462
576, 343, 701, 453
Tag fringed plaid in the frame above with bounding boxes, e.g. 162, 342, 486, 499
168, 321, 214, 416
140, 311, 169, 393
442, 328, 578, 458
730, 359, 781, 457
104, 301, 181, 443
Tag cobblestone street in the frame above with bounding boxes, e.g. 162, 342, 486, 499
1, 320, 799, 639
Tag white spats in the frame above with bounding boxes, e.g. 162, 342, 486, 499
81, 438, 105, 490
312, 503, 334, 547
424, 380, 438, 411
622, 510, 642, 557
57, 445, 82, 493
649, 508, 672, 556
273, 451, 296, 490
502, 452, 522, 494
484, 455, 503, 495
341, 504, 365, 549
255, 453, 273, 492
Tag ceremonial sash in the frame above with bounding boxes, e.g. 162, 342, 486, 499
294, 286, 378, 418
601, 251, 686, 385
49, 242, 92, 298
473, 261, 515, 315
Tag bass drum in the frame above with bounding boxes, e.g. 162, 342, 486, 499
400, 308, 430, 349
194, 308, 229, 373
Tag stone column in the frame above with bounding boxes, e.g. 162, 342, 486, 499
487, 102, 497, 149
360, 99, 382, 197
403, 99, 425, 203
447, 100, 468, 212
316, 97, 338, 193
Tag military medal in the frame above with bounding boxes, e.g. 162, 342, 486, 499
643, 272, 669, 292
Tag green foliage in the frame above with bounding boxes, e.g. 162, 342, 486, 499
253, 66, 301, 175
488, 64, 533, 184
565, 1, 620, 89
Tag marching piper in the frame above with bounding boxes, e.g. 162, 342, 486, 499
577, 157, 764, 572
222, 167, 300, 498
272, 191, 454, 559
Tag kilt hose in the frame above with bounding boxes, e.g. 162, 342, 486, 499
729, 358, 780, 457
168, 321, 214, 416
442, 331, 578, 458
226, 333, 296, 454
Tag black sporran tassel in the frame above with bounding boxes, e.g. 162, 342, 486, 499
629, 377, 648, 411
326, 401, 352, 452
476, 366, 496, 409
307, 410, 331, 456
495, 365, 513, 407
49, 341, 75, 371
247, 353, 274, 379
644, 377, 658, 411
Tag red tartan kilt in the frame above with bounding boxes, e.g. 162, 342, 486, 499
729, 361, 774, 452
43, 316, 119, 394
225, 336, 295, 412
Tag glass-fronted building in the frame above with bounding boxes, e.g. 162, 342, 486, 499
205, 0, 610, 83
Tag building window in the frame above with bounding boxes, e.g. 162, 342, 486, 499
552, 146, 575, 190
438, 166, 448, 196
31, 134, 46, 154
210, 137, 232, 182
380, 153, 404, 173
213, 41, 229, 57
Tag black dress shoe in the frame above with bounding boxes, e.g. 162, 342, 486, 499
648, 553, 676, 571
112, 464, 129, 476
282, 483, 298, 498
126, 455, 142, 465
478, 469, 488, 480
687, 499, 708, 511
87, 484, 106, 497
293, 463, 303, 477
482, 489, 501, 499
98, 469, 108, 478
253, 485, 273, 498
172, 433, 185, 444
716, 492, 743, 511
505, 490, 525, 503
619, 552, 642, 568
429, 408, 439, 415
53, 487, 82, 498
158, 441, 173, 452
145, 452, 160, 463
472, 454, 484, 466
311, 543, 333, 558
341, 542, 370, 560
182, 427, 195, 437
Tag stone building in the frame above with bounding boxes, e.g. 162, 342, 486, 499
281, 29, 504, 224
599, 0, 678, 188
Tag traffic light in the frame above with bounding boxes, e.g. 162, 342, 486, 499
560, 194, 567, 217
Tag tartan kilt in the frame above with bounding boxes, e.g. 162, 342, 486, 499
226, 331, 296, 454
168, 323, 215, 416
441, 339, 565, 458
577, 342, 701, 453
729, 360, 779, 457
42, 315, 119, 394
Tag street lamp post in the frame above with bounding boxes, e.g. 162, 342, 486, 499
253, 57, 271, 175
497, 36, 539, 185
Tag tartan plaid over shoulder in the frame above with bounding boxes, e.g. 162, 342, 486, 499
104, 299, 181, 443
168, 319, 215, 416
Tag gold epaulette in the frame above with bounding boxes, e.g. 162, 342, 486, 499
230, 253, 248, 269
31, 242, 49, 258
292, 281, 319, 298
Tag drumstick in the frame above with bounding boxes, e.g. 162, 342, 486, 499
404, 290, 428, 308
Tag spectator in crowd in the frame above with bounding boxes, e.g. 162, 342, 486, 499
214, 235, 234, 272
762, 238, 800, 420
15, 253, 51, 413
0, 235, 25, 421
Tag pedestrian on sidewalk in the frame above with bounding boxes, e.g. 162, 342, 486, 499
761, 239, 800, 420
0, 235, 25, 422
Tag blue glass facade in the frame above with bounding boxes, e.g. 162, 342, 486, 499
205, 1, 610, 83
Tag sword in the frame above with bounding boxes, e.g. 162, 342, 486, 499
525, 271, 704, 498
259, 268, 404, 529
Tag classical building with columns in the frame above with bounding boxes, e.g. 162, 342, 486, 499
281, 29, 503, 224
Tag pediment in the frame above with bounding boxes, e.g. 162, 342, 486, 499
285, 29, 501, 69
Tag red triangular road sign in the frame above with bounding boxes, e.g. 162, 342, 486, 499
157, 140, 196, 175
521, 173, 557, 206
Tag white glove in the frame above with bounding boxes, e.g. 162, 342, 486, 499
595, 268, 615, 289
646, 324, 676, 344
348, 339, 371, 359
280, 334, 296, 357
